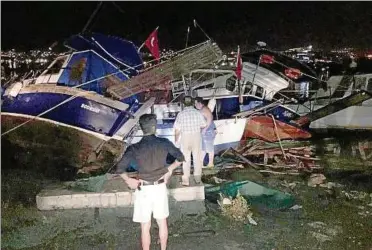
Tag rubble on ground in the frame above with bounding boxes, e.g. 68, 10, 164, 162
308, 173, 327, 187
307, 221, 343, 243
221, 139, 322, 176
217, 191, 256, 225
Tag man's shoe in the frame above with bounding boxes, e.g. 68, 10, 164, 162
193, 176, 203, 185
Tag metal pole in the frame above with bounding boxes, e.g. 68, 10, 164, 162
81, 2, 103, 34
252, 55, 262, 85
185, 26, 190, 48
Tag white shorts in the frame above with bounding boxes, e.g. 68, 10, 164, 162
133, 183, 169, 223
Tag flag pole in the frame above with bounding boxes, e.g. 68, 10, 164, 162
185, 26, 190, 48
137, 26, 159, 52
237, 45, 243, 104
252, 54, 262, 85
193, 19, 212, 41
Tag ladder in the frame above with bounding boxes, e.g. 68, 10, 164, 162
106, 41, 223, 100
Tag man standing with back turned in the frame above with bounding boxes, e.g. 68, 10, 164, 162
115, 114, 185, 250
174, 96, 207, 186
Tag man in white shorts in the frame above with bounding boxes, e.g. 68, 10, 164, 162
115, 114, 185, 250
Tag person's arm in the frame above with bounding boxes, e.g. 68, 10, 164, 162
164, 139, 185, 173
201, 107, 212, 133
175, 129, 181, 144
115, 147, 140, 189
174, 113, 182, 143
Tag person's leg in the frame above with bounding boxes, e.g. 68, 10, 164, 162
153, 183, 169, 250
201, 136, 207, 166
181, 137, 191, 185
206, 138, 215, 167
208, 151, 214, 167
191, 133, 203, 183
133, 188, 153, 250
156, 219, 168, 250
140, 221, 152, 250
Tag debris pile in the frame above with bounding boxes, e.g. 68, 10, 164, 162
218, 191, 257, 225
222, 139, 322, 175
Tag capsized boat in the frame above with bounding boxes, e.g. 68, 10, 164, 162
286, 73, 372, 130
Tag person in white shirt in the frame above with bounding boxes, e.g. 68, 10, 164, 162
174, 96, 207, 186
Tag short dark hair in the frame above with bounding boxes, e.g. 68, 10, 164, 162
183, 96, 194, 107
194, 97, 204, 105
139, 114, 157, 135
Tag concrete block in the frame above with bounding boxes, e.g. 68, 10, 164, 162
100, 193, 117, 208
36, 195, 58, 210
169, 186, 205, 201
116, 192, 132, 207
36, 176, 205, 210
87, 193, 101, 208
70, 194, 90, 209
55, 195, 73, 209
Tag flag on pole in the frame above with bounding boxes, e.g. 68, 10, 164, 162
144, 27, 160, 62
235, 46, 243, 80
236, 46, 243, 104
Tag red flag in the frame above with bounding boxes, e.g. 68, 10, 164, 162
285, 68, 302, 79
235, 46, 242, 80
260, 54, 275, 64
144, 27, 160, 62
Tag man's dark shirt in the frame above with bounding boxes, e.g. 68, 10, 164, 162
115, 135, 185, 182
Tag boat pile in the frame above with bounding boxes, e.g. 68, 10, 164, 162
222, 139, 322, 176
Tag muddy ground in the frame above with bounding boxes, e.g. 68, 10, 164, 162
2, 153, 372, 250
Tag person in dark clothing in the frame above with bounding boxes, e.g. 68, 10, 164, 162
115, 113, 185, 250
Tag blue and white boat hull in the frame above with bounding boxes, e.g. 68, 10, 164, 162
1, 85, 145, 140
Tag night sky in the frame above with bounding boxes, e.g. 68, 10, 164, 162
2, 1, 372, 52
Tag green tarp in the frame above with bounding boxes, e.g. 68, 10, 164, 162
205, 180, 295, 210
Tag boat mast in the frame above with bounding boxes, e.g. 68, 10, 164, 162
81, 1, 103, 34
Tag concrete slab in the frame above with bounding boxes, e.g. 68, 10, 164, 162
36, 176, 205, 210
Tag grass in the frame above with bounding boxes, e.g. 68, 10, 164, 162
1, 117, 81, 180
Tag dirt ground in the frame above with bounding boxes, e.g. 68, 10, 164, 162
2, 156, 372, 250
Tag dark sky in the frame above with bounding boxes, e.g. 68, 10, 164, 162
1, 1, 372, 51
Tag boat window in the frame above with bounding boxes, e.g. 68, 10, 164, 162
367, 78, 372, 92
255, 85, 264, 98
354, 77, 366, 90
44, 57, 66, 75
226, 76, 236, 92
243, 81, 253, 94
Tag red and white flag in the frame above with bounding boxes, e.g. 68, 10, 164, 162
144, 27, 160, 62
235, 46, 243, 81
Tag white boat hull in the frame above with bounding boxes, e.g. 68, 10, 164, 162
131, 118, 247, 153
309, 106, 372, 130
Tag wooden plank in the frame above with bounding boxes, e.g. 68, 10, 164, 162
230, 147, 260, 170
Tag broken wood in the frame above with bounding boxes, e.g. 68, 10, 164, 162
286, 153, 320, 161
229, 147, 261, 170
259, 170, 300, 175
